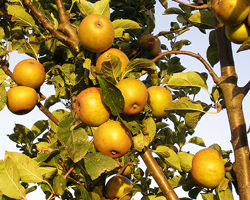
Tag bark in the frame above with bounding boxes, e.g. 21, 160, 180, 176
141, 148, 179, 200
215, 26, 250, 200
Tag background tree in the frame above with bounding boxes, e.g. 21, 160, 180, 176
0, 0, 249, 200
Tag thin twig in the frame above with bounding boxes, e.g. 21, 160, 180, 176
152, 50, 220, 85
172, 0, 208, 9
22, 0, 79, 52
239, 80, 250, 97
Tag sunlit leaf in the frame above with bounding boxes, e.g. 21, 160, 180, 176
188, 137, 205, 147
218, 189, 234, 200
0, 85, 6, 111
93, 0, 110, 18
5, 152, 43, 183
132, 133, 149, 152
77, 0, 93, 16
0, 159, 26, 199
167, 71, 208, 93
7, 4, 36, 27
57, 116, 90, 163
84, 152, 116, 180
166, 97, 204, 112
177, 152, 194, 172
188, 10, 214, 29
168, 176, 185, 188
237, 36, 250, 52
154, 145, 182, 171
112, 19, 142, 30
201, 193, 216, 200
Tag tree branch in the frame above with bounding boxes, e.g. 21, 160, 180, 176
140, 148, 179, 200
22, 0, 79, 52
239, 81, 250, 97
152, 50, 220, 85
171, 0, 208, 9
55, 0, 79, 45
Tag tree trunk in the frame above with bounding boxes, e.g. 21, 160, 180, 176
215, 26, 250, 200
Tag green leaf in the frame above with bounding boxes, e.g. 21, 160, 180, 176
201, 193, 216, 200
188, 10, 214, 29
147, 195, 167, 200
188, 137, 206, 147
77, 0, 93, 16
122, 58, 156, 79
0, 27, 5, 40
237, 36, 250, 52
159, 0, 168, 9
132, 133, 149, 152
166, 97, 204, 112
44, 95, 61, 109
167, 56, 186, 74
5, 152, 43, 183
76, 186, 91, 200
100, 55, 122, 80
57, 116, 90, 163
0, 85, 6, 111
142, 117, 156, 142
163, 7, 184, 15
98, 76, 124, 116
207, 31, 219, 67
0, 159, 26, 199
0, 68, 7, 83
112, 19, 142, 30
154, 146, 182, 171
167, 71, 208, 93
168, 176, 185, 188
218, 189, 234, 200
38, 167, 57, 179
177, 152, 194, 172
48, 109, 70, 133
7, 4, 36, 27
184, 111, 202, 130
8, 124, 31, 144
84, 152, 116, 180
92, 0, 110, 18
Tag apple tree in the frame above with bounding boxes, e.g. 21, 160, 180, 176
0, 0, 249, 200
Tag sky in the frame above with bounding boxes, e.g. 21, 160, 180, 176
0, 1, 249, 199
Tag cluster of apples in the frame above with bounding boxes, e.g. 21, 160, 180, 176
211, 0, 250, 44
7, 59, 46, 115
77, 14, 172, 199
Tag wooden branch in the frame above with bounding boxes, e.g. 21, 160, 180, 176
22, 0, 79, 52
140, 148, 179, 200
55, 0, 79, 45
215, 23, 250, 200
239, 80, 250, 97
171, 0, 208, 9
152, 50, 220, 85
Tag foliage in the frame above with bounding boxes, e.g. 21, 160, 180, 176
0, 0, 248, 199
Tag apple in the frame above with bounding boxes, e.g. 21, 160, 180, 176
93, 120, 132, 158
211, 0, 250, 25
96, 48, 129, 74
191, 148, 225, 188
149, 37, 162, 58
225, 23, 249, 44
147, 86, 172, 118
76, 87, 110, 127
13, 59, 46, 89
139, 33, 156, 50
116, 78, 148, 115
105, 175, 133, 200
7, 86, 38, 115
78, 14, 115, 53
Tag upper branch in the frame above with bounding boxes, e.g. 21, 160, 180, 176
172, 0, 208, 9
152, 50, 220, 85
55, 0, 79, 45
239, 81, 250, 97
22, 0, 79, 52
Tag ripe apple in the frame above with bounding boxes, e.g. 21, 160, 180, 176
147, 86, 172, 118
78, 14, 115, 53
7, 86, 38, 115
105, 175, 133, 200
13, 59, 46, 89
191, 148, 225, 188
247, 12, 250, 26
93, 120, 132, 158
116, 78, 148, 115
211, 0, 250, 25
96, 48, 129, 74
76, 87, 110, 127
225, 23, 249, 44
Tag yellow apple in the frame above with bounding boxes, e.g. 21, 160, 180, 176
225, 23, 249, 44
7, 86, 38, 115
